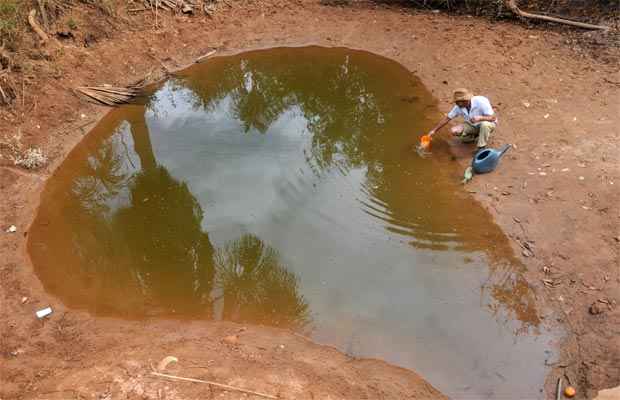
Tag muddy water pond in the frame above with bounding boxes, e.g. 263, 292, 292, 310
29, 47, 557, 398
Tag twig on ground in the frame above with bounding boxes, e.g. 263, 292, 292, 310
149, 371, 278, 399
196, 49, 217, 63
128, 7, 149, 13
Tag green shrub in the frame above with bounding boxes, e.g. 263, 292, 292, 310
0, 1, 21, 49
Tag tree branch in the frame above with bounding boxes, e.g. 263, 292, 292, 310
28, 9, 50, 43
505, 0, 610, 31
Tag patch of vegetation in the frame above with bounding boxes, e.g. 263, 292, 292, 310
0, 0, 23, 50
68, 17, 78, 29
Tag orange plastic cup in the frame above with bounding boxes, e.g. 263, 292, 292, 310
420, 134, 431, 149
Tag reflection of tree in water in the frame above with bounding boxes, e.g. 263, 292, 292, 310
52, 107, 216, 317
128, 52, 539, 331
34, 48, 539, 333
72, 133, 131, 216
146, 48, 539, 332
214, 234, 310, 330
47, 104, 309, 325
110, 164, 215, 314
483, 262, 540, 334
160, 49, 390, 173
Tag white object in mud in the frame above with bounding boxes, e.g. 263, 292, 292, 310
36, 307, 53, 319
6, 225, 17, 233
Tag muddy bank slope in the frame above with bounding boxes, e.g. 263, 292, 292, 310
1, 1, 618, 399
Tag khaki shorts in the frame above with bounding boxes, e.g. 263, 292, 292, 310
451, 121, 496, 148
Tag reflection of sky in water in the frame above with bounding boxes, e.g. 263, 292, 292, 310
30, 48, 559, 399
147, 85, 315, 245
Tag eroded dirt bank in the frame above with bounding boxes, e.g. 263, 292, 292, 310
1, 1, 618, 399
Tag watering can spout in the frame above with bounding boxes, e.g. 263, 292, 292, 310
498, 143, 512, 157
471, 144, 512, 174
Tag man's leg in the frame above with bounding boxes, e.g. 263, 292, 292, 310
458, 121, 479, 143
476, 121, 496, 148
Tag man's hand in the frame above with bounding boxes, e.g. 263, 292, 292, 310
428, 129, 436, 137
470, 116, 482, 124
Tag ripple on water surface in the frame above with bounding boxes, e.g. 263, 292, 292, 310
29, 47, 558, 399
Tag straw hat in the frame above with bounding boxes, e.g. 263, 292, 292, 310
453, 88, 473, 103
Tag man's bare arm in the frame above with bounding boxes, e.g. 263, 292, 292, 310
428, 116, 452, 137
471, 114, 497, 123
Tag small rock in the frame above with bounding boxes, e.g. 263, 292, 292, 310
522, 249, 534, 257
543, 113, 550, 119
589, 302, 604, 315
10, 348, 24, 357
614, 236, 620, 243
21, 296, 28, 304
223, 335, 239, 345
6, 225, 17, 233
56, 30, 74, 39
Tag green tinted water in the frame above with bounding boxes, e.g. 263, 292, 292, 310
29, 47, 556, 398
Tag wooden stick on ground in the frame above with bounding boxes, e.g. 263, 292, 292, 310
150, 371, 278, 399
505, 0, 610, 31
28, 10, 49, 43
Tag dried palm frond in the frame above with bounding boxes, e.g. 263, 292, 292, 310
75, 85, 142, 106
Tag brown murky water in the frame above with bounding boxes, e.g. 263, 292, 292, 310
29, 47, 557, 398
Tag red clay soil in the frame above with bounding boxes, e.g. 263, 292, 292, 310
1, 1, 618, 399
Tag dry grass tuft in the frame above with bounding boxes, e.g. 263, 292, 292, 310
0, 129, 47, 169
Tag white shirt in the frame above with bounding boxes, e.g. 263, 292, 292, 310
447, 95, 496, 126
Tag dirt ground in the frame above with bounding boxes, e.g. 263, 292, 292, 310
1, 1, 618, 399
